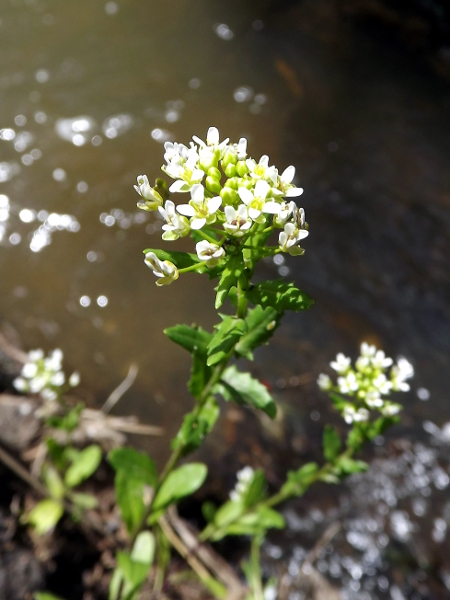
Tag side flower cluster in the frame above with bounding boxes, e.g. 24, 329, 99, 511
229, 466, 255, 502
135, 127, 309, 285
13, 348, 80, 402
317, 342, 414, 424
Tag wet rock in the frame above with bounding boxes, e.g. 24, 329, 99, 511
0, 549, 44, 600
0, 395, 40, 451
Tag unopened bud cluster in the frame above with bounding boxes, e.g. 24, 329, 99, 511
135, 127, 309, 285
318, 342, 414, 424
13, 348, 80, 402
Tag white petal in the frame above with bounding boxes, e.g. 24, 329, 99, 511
238, 187, 253, 204
259, 155, 269, 167
248, 207, 261, 220
192, 135, 205, 147
191, 217, 207, 230
169, 180, 189, 193
281, 166, 295, 184
254, 179, 270, 199
177, 204, 196, 217
191, 169, 205, 182
207, 127, 219, 146
286, 187, 304, 197
224, 205, 236, 221
207, 196, 222, 214
263, 201, 281, 214
297, 229, 309, 240
190, 183, 204, 202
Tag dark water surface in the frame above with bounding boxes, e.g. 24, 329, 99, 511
1, 0, 450, 596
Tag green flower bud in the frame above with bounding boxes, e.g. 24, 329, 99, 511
236, 161, 249, 177
222, 148, 238, 168
206, 176, 222, 194
220, 187, 239, 206
199, 155, 218, 172
224, 177, 239, 190
224, 163, 237, 178
208, 166, 222, 180
240, 178, 253, 190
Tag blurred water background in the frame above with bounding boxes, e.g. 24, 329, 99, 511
1, 1, 450, 597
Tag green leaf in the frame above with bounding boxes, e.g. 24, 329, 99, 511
366, 416, 400, 440
188, 350, 212, 398
215, 256, 244, 309
46, 404, 83, 432
116, 532, 155, 594
171, 398, 220, 455
114, 471, 146, 535
224, 506, 285, 537
217, 366, 277, 418
69, 492, 99, 510
202, 501, 217, 523
164, 324, 212, 355
281, 462, 319, 497
64, 445, 102, 488
206, 317, 246, 366
143, 248, 201, 270
43, 465, 65, 500
152, 463, 208, 511
27, 499, 64, 535
246, 279, 314, 312
323, 425, 342, 463
335, 457, 368, 476
35, 593, 66, 600
109, 448, 158, 488
212, 499, 245, 529
242, 469, 266, 508
235, 306, 282, 360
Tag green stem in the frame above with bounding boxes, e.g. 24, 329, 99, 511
237, 279, 248, 319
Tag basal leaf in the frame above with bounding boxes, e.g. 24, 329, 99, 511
215, 256, 244, 309
164, 324, 212, 355
206, 317, 246, 366
114, 471, 146, 535
218, 366, 277, 418
246, 279, 314, 312
64, 445, 102, 488
235, 306, 282, 360
27, 499, 64, 535
152, 463, 208, 511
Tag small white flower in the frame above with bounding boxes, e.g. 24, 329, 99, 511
192, 127, 229, 154
229, 466, 254, 501
381, 403, 402, 417
134, 175, 163, 210
278, 222, 308, 255
360, 342, 376, 358
28, 349, 44, 362
195, 240, 225, 266
397, 357, 414, 379
29, 376, 46, 394
237, 466, 254, 483
373, 373, 393, 394
177, 184, 222, 229
246, 155, 278, 184
371, 350, 393, 369
223, 204, 252, 237
355, 356, 370, 371
144, 252, 179, 286
238, 179, 277, 223
344, 405, 369, 424
236, 137, 247, 160
338, 371, 359, 393
41, 388, 58, 402
365, 390, 383, 408
317, 373, 332, 390
330, 353, 351, 374
273, 201, 297, 228
158, 200, 190, 240
13, 377, 28, 392
278, 165, 303, 197
45, 349, 63, 371
50, 371, 65, 387
163, 141, 191, 165
69, 372, 80, 387
21, 362, 38, 379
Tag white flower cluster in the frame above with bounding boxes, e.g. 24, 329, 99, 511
317, 342, 414, 424
135, 127, 308, 285
229, 466, 255, 502
13, 349, 80, 402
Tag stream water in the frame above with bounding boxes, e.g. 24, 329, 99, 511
0, 0, 449, 597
